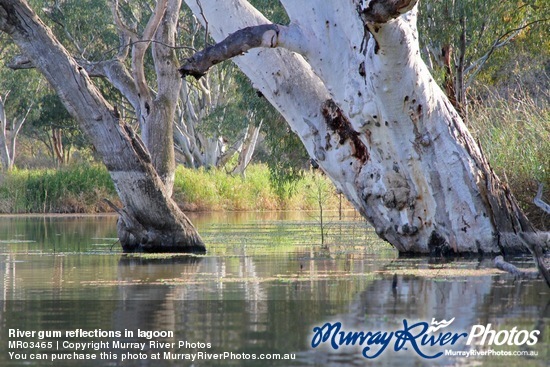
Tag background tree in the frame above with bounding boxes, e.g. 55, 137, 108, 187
0, 40, 42, 171
417, 0, 549, 120
175, 51, 262, 171
0, 0, 205, 252
26, 92, 88, 166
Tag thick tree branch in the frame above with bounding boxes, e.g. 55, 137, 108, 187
7, 53, 141, 116
81, 58, 140, 114
179, 24, 280, 79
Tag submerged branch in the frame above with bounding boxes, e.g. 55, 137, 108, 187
499, 231, 550, 288
179, 0, 422, 80
494, 256, 539, 279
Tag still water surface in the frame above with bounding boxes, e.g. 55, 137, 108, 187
0, 213, 548, 366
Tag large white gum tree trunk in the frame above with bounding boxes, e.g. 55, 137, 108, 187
181, 0, 548, 255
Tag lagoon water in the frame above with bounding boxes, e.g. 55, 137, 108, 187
0, 213, 548, 366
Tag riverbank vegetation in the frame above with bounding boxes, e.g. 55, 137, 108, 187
0, 163, 346, 214
471, 92, 549, 229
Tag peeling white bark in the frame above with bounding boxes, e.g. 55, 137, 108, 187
182, 0, 540, 255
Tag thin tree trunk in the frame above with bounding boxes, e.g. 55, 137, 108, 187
52, 128, 64, 166
232, 122, 261, 175
0, 95, 11, 170
0, 0, 204, 253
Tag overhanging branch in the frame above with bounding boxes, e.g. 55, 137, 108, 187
179, 24, 280, 79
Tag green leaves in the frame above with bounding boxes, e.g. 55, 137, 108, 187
418, 0, 549, 91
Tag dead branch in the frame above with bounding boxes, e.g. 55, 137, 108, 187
179, 24, 280, 79
534, 183, 550, 214
494, 256, 539, 279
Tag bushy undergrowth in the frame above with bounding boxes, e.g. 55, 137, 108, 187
0, 163, 345, 213
0, 164, 117, 213
172, 164, 343, 211
468, 91, 549, 228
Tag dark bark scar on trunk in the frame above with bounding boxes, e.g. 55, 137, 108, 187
321, 99, 369, 163
428, 230, 452, 256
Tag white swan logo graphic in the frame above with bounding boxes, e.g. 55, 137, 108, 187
427, 318, 456, 333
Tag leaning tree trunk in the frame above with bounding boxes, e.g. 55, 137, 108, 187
0, 0, 204, 253
181, 0, 547, 255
